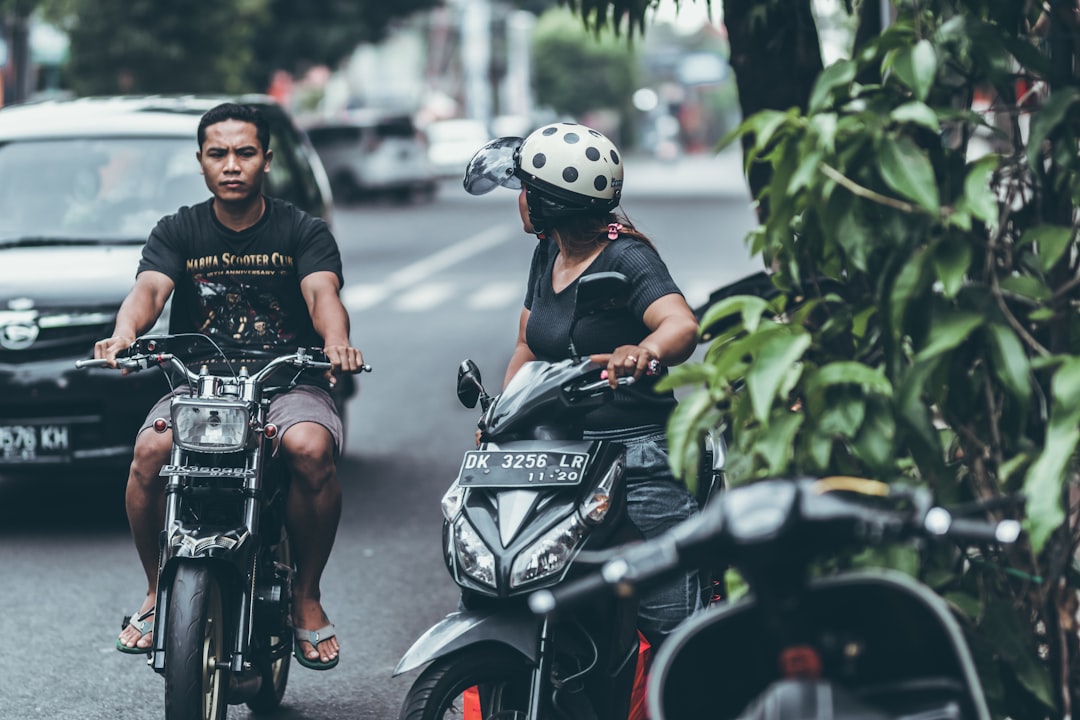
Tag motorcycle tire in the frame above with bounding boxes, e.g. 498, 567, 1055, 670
398, 644, 532, 720
246, 534, 294, 715
164, 562, 230, 720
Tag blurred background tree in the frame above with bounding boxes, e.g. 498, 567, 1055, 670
530, 7, 638, 136
21, 0, 440, 96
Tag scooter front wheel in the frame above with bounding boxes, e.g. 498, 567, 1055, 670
164, 562, 230, 720
399, 644, 532, 720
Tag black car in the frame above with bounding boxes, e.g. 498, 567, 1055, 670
0, 94, 348, 472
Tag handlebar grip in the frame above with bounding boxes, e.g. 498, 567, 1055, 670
529, 571, 612, 616
948, 517, 1022, 544
925, 508, 1022, 544
74, 358, 112, 369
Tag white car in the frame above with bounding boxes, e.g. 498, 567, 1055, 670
425, 118, 492, 179
305, 110, 438, 203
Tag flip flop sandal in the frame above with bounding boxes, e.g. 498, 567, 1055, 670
116, 606, 155, 655
293, 624, 339, 670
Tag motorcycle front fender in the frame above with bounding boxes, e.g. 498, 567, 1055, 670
393, 608, 540, 676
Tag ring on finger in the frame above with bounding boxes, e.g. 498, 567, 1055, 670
626, 355, 637, 364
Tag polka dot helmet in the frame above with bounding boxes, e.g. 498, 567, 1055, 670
515, 123, 623, 212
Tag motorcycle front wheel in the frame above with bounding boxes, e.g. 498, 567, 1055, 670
399, 645, 532, 720
164, 562, 230, 720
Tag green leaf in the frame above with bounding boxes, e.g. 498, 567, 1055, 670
964, 155, 1000, 225
1020, 225, 1074, 273
809, 59, 857, 113
914, 311, 983, 362
890, 101, 940, 133
755, 411, 804, 474
746, 332, 812, 422
742, 109, 795, 157
931, 236, 971, 300
999, 275, 1053, 302
698, 294, 771, 339
1022, 357, 1080, 552
1027, 87, 1080, 169
809, 362, 894, 396
879, 135, 940, 212
816, 395, 865, 438
852, 398, 896, 471
986, 324, 1032, 410
892, 39, 937, 102
666, 391, 724, 490
788, 150, 822, 194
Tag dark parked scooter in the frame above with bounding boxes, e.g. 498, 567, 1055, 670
395, 272, 676, 720
533, 476, 1021, 720
78, 334, 369, 720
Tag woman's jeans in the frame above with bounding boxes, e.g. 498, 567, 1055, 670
590, 426, 702, 646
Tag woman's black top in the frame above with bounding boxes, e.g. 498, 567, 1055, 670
524, 236, 684, 431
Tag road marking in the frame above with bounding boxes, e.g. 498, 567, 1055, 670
342, 223, 514, 311
467, 281, 522, 310
342, 284, 390, 311
394, 282, 457, 312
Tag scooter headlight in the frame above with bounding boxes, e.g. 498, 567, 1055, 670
510, 512, 588, 588
453, 517, 496, 588
171, 398, 249, 452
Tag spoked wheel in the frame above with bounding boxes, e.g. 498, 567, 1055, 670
246, 533, 294, 714
399, 645, 532, 720
164, 562, 229, 720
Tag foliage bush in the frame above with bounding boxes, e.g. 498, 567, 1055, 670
660, 2, 1080, 717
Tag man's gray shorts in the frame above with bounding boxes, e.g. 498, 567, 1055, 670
139, 384, 344, 457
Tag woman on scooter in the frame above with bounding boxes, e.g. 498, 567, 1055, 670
464, 122, 701, 646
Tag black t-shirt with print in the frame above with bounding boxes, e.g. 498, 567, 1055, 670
523, 236, 683, 431
137, 196, 343, 355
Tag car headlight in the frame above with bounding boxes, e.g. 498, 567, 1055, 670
453, 517, 496, 588
510, 512, 588, 588
171, 398, 249, 452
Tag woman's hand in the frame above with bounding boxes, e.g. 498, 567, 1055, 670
590, 344, 662, 388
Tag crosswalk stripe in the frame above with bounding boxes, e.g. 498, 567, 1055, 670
394, 282, 457, 312
467, 281, 522, 310
342, 284, 389, 311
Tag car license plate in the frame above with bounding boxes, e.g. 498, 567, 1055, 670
0, 424, 71, 463
457, 451, 589, 488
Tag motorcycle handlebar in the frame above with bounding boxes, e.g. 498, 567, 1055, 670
531, 478, 1023, 617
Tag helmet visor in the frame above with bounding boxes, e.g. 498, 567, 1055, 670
463, 137, 523, 195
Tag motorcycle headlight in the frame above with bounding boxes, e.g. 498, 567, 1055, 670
453, 517, 496, 588
171, 398, 249, 452
510, 512, 588, 588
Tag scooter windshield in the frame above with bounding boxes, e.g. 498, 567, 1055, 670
463, 136, 523, 195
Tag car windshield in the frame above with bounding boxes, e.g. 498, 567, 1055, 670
0, 137, 207, 245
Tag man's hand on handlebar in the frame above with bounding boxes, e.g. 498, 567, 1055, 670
322, 343, 368, 386
93, 335, 135, 373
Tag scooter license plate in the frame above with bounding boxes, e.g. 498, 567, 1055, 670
457, 451, 589, 487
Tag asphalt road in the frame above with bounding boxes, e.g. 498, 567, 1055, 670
0, 150, 760, 720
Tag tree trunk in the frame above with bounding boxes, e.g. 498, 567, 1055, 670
722, 0, 823, 221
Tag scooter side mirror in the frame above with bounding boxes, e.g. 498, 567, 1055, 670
573, 271, 631, 320
457, 359, 484, 409
568, 271, 631, 358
